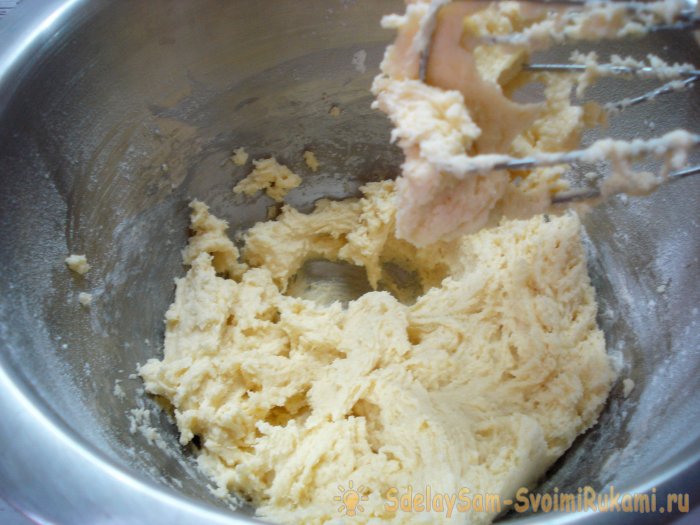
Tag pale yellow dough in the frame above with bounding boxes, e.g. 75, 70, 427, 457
303, 150, 320, 172
78, 292, 93, 307
140, 181, 614, 524
372, 1, 692, 246
231, 147, 249, 166
233, 158, 302, 202
65, 254, 90, 275
371, 1, 582, 246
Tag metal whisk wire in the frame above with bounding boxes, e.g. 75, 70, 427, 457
415, 0, 700, 202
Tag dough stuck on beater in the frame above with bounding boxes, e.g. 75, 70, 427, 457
372, 0, 697, 246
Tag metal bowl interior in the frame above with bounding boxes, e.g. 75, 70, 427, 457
0, 1, 698, 524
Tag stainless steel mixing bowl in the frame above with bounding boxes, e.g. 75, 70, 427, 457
0, 1, 698, 524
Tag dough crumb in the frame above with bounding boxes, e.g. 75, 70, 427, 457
128, 408, 167, 449
113, 381, 126, 400
352, 49, 367, 73
231, 147, 249, 166
78, 292, 93, 307
623, 378, 635, 398
303, 150, 320, 172
233, 158, 302, 202
329, 105, 342, 117
65, 254, 90, 275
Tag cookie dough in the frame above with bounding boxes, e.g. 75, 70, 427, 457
303, 150, 320, 172
78, 292, 92, 307
233, 157, 302, 202
65, 254, 90, 275
140, 181, 614, 524
371, 0, 694, 246
231, 147, 249, 166
371, 1, 581, 246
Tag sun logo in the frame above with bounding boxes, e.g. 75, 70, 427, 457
334, 480, 369, 516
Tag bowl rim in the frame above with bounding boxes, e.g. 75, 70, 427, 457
0, 1, 697, 524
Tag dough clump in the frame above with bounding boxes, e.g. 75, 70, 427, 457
234, 158, 302, 202
231, 147, 249, 166
371, 0, 694, 246
371, 1, 581, 246
304, 150, 320, 172
65, 254, 90, 275
140, 181, 614, 524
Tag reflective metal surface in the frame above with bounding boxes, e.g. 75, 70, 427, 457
0, 1, 697, 524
